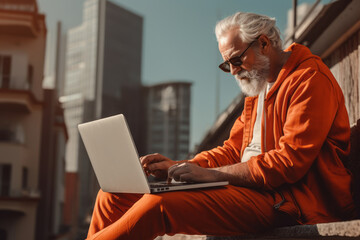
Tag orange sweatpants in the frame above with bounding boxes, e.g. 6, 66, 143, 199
86, 185, 294, 240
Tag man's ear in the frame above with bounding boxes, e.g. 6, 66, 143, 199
258, 35, 270, 54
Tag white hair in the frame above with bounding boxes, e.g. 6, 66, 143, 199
215, 12, 282, 49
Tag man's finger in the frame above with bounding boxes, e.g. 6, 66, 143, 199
140, 153, 164, 166
168, 163, 190, 179
147, 161, 168, 172
168, 163, 181, 178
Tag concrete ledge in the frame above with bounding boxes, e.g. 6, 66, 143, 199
206, 219, 360, 239
156, 234, 206, 240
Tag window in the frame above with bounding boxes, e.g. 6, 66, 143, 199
0, 118, 25, 144
27, 64, 33, 89
0, 124, 25, 144
0, 129, 15, 142
22, 167, 28, 190
0, 164, 11, 196
0, 55, 11, 89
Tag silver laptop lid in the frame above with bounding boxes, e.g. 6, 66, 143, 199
78, 114, 151, 194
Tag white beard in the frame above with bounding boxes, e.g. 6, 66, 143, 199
235, 52, 270, 96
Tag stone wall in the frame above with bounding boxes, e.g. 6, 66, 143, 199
324, 30, 360, 126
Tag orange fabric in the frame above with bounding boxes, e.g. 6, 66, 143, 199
87, 43, 356, 239
87, 187, 294, 240
190, 43, 356, 224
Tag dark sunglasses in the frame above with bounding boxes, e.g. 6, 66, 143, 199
218, 38, 258, 73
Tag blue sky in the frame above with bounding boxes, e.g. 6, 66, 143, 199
38, 0, 320, 154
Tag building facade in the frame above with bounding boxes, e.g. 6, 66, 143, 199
0, 1, 46, 239
144, 82, 191, 161
0, 0, 68, 239
62, 24, 86, 173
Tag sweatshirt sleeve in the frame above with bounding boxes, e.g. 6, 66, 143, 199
247, 69, 347, 190
189, 112, 245, 168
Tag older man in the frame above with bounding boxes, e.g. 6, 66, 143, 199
86, 12, 356, 240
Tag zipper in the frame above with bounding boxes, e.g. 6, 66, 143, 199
273, 191, 286, 210
263, 94, 267, 153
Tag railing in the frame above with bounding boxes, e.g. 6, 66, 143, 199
284, 0, 322, 45
0, 77, 31, 90
0, 2, 41, 36
0, 2, 37, 13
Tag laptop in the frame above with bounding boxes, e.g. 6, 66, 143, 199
78, 114, 228, 194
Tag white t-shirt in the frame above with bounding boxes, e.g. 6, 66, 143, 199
241, 82, 274, 162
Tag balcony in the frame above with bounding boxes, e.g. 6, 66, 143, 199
0, 89, 41, 113
0, 197, 39, 218
0, 1, 44, 38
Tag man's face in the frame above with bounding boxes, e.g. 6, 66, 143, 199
219, 28, 270, 96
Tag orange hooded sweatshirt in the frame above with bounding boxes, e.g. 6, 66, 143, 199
190, 43, 356, 224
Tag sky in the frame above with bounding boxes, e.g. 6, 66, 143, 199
37, 0, 320, 153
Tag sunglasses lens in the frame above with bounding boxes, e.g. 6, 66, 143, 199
219, 56, 244, 72
219, 62, 230, 72
229, 56, 243, 66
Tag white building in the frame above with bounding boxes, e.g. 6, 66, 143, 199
61, 0, 144, 237
61, 23, 86, 173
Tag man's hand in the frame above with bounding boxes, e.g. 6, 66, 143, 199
140, 153, 178, 180
168, 162, 257, 187
168, 163, 218, 183
141, 154, 255, 186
